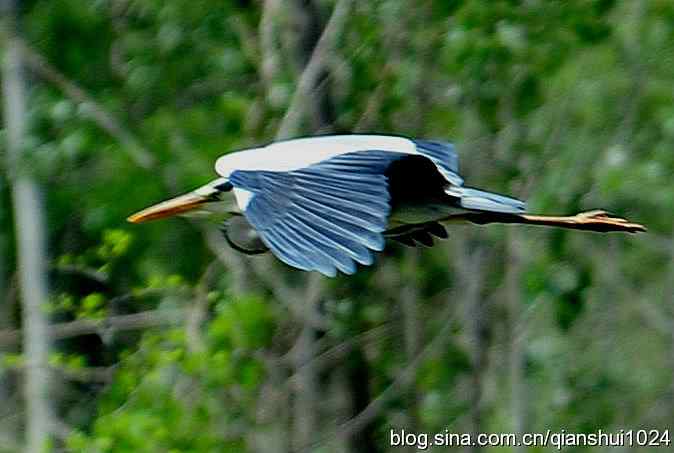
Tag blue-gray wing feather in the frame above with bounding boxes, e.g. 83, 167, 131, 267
230, 150, 402, 276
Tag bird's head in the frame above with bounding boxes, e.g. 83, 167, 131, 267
127, 178, 234, 223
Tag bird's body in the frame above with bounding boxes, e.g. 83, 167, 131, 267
128, 134, 645, 276
214, 135, 466, 217
216, 134, 521, 218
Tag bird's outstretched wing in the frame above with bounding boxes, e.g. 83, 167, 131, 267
229, 150, 403, 276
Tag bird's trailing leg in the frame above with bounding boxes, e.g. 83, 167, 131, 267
444, 210, 646, 233
385, 221, 448, 247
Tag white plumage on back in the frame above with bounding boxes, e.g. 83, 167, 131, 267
215, 134, 417, 176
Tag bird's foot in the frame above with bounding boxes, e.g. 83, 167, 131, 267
524, 210, 647, 233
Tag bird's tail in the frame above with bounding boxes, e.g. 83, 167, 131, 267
448, 186, 526, 214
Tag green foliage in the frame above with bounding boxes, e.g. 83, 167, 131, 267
209, 295, 275, 351
1, 0, 672, 452
67, 295, 275, 452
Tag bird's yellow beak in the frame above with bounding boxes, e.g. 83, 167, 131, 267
127, 192, 211, 223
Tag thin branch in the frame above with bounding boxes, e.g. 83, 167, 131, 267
8, 363, 115, 384
54, 365, 115, 384
285, 323, 394, 387
259, 0, 282, 86
666, 226, 674, 403
401, 249, 422, 434
0, 309, 185, 347
15, 39, 155, 169
229, 15, 261, 67
202, 226, 251, 296
353, 76, 389, 132
52, 263, 109, 285
506, 229, 527, 446
452, 238, 488, 452
275, 0, 353, 140
290, 273, 322, 451
185, 260, 220, 353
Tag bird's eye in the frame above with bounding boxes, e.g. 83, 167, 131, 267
214, 181, 233, 192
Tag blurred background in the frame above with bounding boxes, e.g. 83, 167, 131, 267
1, 0, 673, 452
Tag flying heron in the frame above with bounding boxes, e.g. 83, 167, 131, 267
128, 134, 645, 276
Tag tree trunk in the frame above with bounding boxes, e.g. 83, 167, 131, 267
460, 242, 487, 453
667, 226, 674, 424
291, 321, 319, 451
289, 0, 335, 132
0, 171, 12, 447
506, 229, 526, 453
401, 250, 421, 451
345, 347, 379, 453
1, 1, 52, 451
